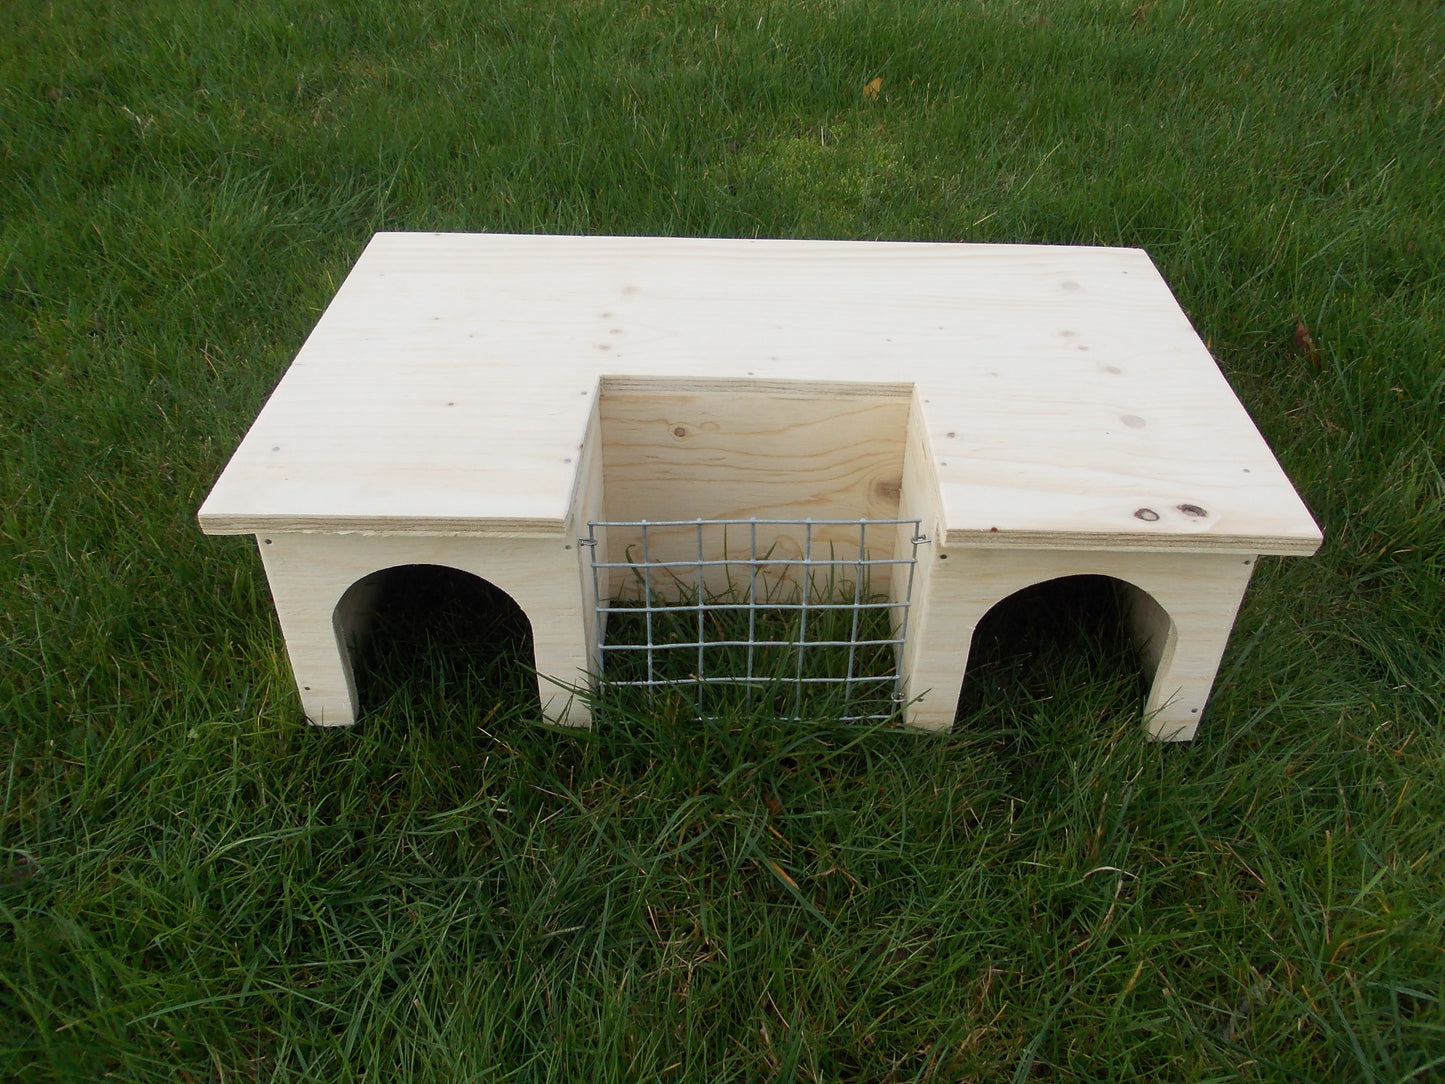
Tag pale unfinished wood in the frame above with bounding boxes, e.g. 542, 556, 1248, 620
893, 390, 944, 700
200, 233, 1322, 739
901, 548, 1258, 740
198, 233, 1321, 554
567, 390, 608, 672
599, 376, 909, 596
257, 532, 591, 727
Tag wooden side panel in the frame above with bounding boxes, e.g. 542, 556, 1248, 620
598, 378, 910, 599
894, 389, 945, 710
567, 388, 608, 674
257, 533, 592, 727
901, 548, 1257, 740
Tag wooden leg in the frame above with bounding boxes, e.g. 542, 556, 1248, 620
901, 548, 1258, 741
1122, 555, 1257, 741
256, 534, 361, 726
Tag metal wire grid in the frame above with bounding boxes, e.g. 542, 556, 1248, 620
581, 518, 926, 721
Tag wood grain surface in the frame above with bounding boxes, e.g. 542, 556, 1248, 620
199, 233, 1321, 556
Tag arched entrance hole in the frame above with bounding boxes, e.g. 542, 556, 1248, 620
954, 575, 1155, 724
335, 564, 540, 720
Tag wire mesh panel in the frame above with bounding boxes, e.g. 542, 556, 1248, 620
581, 518, 925, 721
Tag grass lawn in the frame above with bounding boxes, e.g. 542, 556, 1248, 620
2, 0, 1442, 1079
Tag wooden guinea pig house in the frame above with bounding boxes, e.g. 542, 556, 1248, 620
198, 233, 1321, 739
